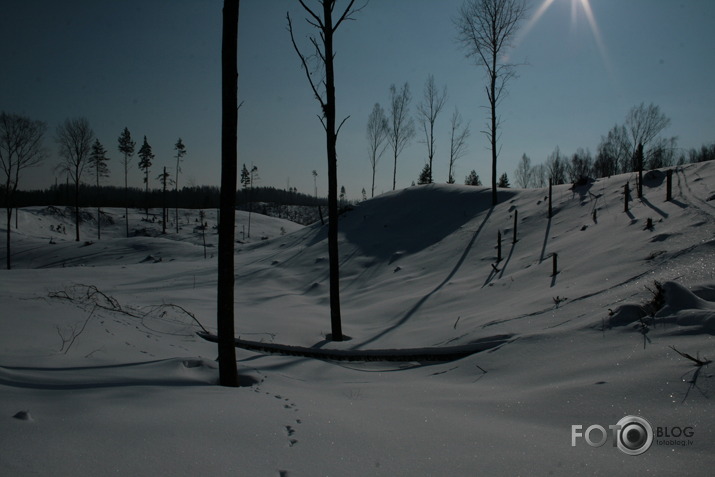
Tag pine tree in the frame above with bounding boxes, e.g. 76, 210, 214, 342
174, 138, 186, 233
498, 172, 510, 188
90, 139, 110, 239
240, 163, 250, 188
156, 166, 171, 234
117, 127, 135, 237
465, 170, 481, 186
138, 136, 154, 219
418, 164, 432, 185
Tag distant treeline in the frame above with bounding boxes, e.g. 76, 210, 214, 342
2, 184, 328, 210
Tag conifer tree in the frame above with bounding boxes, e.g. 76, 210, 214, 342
174, 138, 186, 233
418, 164, 432, 185
117, 127, 135, 237
157, 166, 171, 234
498, 172, 510, 188
138, 136, 154, 219
465, 170, 481, 186
89, 139, 110, 239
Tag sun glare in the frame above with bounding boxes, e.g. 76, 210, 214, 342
519, 0, 613, 77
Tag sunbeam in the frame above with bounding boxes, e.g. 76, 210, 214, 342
519, 0, 615, 81
576, 0, 613, 75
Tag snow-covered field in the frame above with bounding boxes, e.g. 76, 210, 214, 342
1, 162, 714, 476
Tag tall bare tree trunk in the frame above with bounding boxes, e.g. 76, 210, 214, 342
490, 70, 497, 205
288, 0, 359, 342
321, 0, 343, 341
217, 0, 239, 387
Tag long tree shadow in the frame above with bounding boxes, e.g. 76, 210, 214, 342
640, 196, 669, 219
498, 241, 517, 280
539, 216, 552, 263
353, 207, 494, 349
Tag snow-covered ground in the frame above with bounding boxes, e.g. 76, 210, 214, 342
1, 161, 714, 476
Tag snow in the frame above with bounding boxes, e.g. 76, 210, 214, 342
1, 161, 714, 476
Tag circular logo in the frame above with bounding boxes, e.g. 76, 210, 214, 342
616, 415, 653, 456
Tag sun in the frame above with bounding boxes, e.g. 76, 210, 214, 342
518, 0, 612, 75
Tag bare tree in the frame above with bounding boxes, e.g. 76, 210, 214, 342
0, 112, 46, 269
388, 82, 416, 190
448, 107, 470, 184
117, 127, 135, 237
531, 163, 547, 188
89, 139, 110, 239
455, 0, 528, 205
625, 103, 670, 163
545, 146, 566, 185
513, 153, 532, 188
595, 124, 628, 177
56, 117, 94, 242
288, 0, 363, 341
567, 148, 593, 184
366, 102, 389, 198
624, 102, 672, 171
217, 0, 240, 387
174, 138, 186, 233
647, 136, 678, 170
417, 74, 447, 184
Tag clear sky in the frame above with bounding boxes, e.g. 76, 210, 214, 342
2, 0, 714, 199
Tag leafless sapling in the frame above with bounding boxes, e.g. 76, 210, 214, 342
287, 0, 364, 341
455, 0, 528, 205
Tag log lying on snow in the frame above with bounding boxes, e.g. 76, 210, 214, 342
196, 331, 513, 362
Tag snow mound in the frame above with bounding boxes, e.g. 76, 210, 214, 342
656, 281, 715, 334
0, 357, 219, 389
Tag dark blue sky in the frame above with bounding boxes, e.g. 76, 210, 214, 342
3, 0, 714, 198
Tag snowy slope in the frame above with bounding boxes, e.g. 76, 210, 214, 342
1, 161, 714, 476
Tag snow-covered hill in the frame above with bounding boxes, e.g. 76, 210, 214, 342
1, 161, 714, 476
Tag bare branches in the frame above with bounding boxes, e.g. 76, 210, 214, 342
626, 103, 671, 154
287, 11, 327, 127
57, 304, 96, 354
55, 117, 94, 184
48, 284, 210, 335
0, 112, 46, 191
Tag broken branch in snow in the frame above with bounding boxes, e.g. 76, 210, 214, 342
57, 304, 97, 354
670, 346, 711, 366
48, 284, 209, 334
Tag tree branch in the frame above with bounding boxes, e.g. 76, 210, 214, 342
287, 12, 326, 109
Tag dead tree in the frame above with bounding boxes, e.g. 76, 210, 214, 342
288, 0, 363, 341
217, 0, 240, 387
